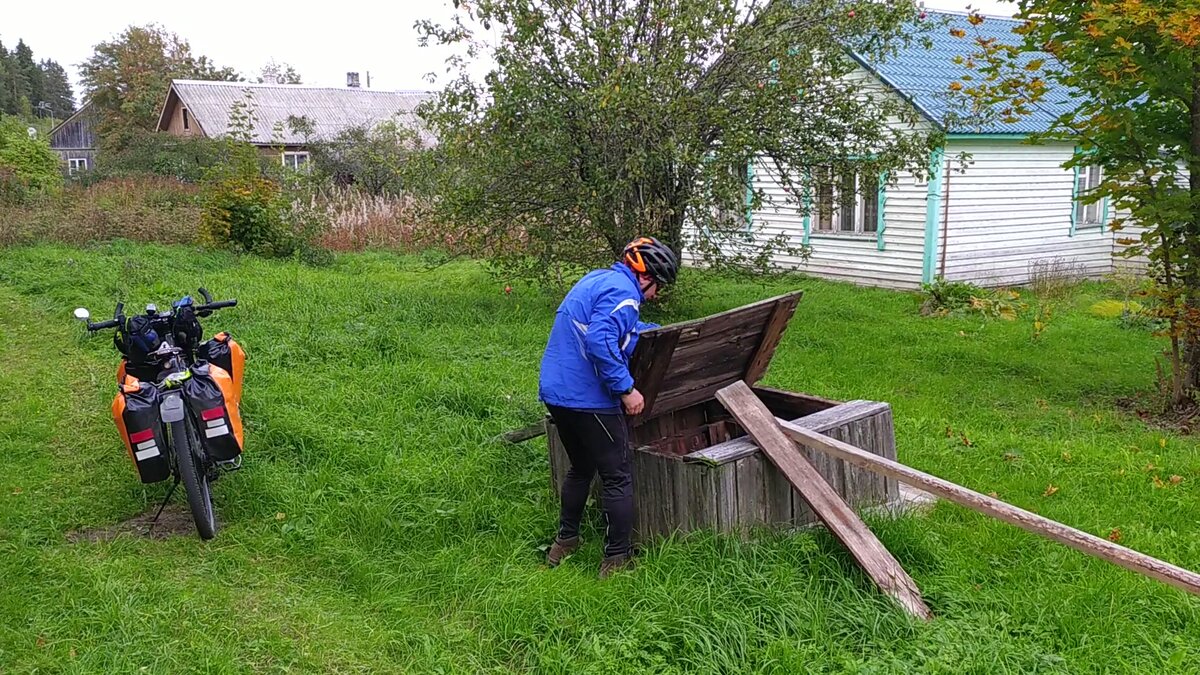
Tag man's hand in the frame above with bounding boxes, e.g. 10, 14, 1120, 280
621, 388, 645, 415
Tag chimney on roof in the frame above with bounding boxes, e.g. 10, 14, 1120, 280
347, 72, 361, 88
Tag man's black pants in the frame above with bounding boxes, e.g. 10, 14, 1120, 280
546, 404, 633, 558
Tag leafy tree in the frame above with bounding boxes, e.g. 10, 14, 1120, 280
414, 0, 939, 283
958, 3, 1200, 408
256, 59, 303, 85
80, 25, 241, 155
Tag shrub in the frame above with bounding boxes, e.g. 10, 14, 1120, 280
0, 176, 201, 246
920, 276, 1025, 320
0, 116, 63, 203
200, 175, 288, 255
98, 133, 225, 182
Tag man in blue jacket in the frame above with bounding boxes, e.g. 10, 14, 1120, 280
539, 236, 679, 578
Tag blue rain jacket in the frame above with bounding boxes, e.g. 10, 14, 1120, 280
538, 263, 659, 412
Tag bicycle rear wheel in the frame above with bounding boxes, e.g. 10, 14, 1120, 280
171, 417, 217, 540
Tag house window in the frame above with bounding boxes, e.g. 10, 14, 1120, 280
813, 167, 879, 235
67, 158, 88, 175
183, 108, 190, 131
282, 151, 310, 171
1075, 164, 1103, 227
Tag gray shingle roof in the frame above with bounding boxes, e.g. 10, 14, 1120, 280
167, 80, 436, 146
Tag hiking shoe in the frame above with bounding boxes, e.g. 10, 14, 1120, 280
546, 536, 580, 567
598, 553, 634, 579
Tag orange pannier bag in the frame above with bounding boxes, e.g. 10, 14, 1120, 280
111, 377, 171, 483
198, 332, 245, 399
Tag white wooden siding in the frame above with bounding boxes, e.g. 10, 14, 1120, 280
747, 161, 929, 289
937, 140, 1113, 287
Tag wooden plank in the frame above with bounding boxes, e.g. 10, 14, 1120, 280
716, 382, 932, 620
714, 461, 739, 533
743, 296, 802, 385
496, 418, 547, 444
683, 401, 888, 466
842, 415, 878, 508
735, 452, 768, 533
630, 328, 681, 421
773, 415, 1200, 599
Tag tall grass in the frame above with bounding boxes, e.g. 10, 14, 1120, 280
0, 242, 1196, 672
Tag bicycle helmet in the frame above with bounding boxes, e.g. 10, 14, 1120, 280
622, 236, 679, 286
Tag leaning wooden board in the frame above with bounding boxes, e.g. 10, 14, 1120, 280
716, 381, 932, 620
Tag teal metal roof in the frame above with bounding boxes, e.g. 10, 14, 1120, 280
852, 11, 1076, 135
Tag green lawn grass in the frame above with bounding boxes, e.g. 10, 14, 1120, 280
1, 241, 1197, 673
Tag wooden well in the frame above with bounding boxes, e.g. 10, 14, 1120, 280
546, 291, 900, 540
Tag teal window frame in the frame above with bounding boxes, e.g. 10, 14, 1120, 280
806, 164, 886, 242
1070, 150, 1107, 236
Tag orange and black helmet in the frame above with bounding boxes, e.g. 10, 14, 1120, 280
622, 236, 678, 285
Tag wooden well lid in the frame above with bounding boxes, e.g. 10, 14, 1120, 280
628, 290, 804, 421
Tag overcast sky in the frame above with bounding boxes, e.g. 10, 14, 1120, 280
3, 0, 1016, 105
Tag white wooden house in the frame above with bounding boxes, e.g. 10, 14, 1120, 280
737, 11, 1121, 289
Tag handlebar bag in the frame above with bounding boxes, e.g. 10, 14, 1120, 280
114, 315, 162, 365
197, 332, 245, 399
172, 298, 203, 352
111, 378, 171, 484
183, 363, 243, 461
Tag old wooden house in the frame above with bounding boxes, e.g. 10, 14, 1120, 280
155, 77, 435, 169
47, 101, 97, 175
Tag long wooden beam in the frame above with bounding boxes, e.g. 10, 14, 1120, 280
716, 382, 932, 619
776, 415, 1200, 598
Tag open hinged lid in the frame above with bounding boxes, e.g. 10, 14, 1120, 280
628, 290, 804, 422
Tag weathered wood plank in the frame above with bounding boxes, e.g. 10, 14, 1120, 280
773, 415, 1200, 600
715, 461, 739, 533
716, 382, 932, 620
683, 401, 890, 466
495, 418, 547, 444
743, 296, 802, 385
735, 452, 767, 533
630, 328, 682, 421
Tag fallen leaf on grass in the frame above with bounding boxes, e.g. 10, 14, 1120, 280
36, 636, 45, 648
1043, 484, 1059, 497
1035, 399, 1049, 409
1108, 528, 1122, 542
1152, 476, 1166, 489
1003, 452, 1021, 462
275, 512, 286, 521
1144, 463, 1157, 472
1159, 437, 1167, 449
1170, 475, 1183, 485
960, 433, 974, 447
988, 491, 1000, 498
1117, 469, 1126, 476
11, 487, 22, 495
1061, 452, 1073, 463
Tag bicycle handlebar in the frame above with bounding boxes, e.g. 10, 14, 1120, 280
83, 293, 236, 332
198, 299, 237, 312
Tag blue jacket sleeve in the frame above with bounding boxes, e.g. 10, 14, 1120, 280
584, 290, 640, 396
